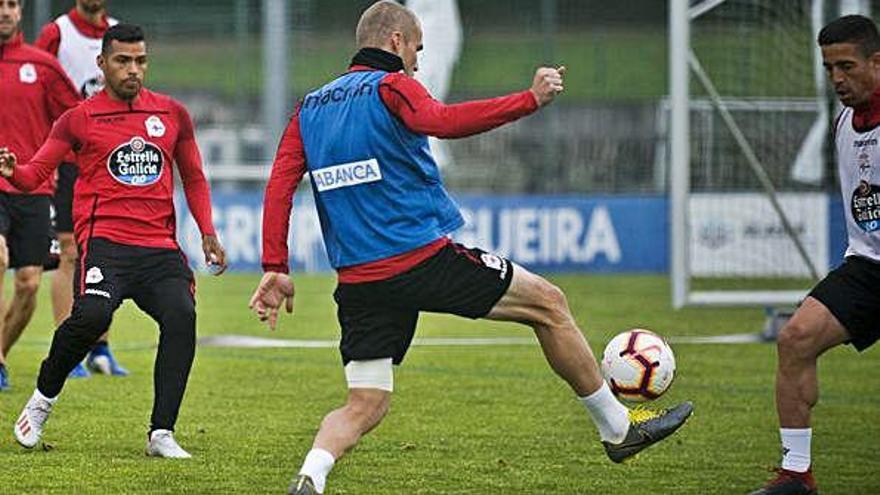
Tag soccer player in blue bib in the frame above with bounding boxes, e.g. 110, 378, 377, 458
250, 2, 693, 493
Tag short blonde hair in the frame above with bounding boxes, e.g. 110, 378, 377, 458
355, 1, 420, 49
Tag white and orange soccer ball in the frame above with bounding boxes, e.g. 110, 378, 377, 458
600, 329, 676, 403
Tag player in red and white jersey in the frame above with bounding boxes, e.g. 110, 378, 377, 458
0, 24, 227, 458
0, 0, 80, 392
750, 15, 880, 495
35, 0, 117, 99
36, 0, 126, 378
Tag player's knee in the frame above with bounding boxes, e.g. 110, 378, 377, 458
343, 358, 393, 423
69, 300, 113, 335
177, 299, 197, 322
59, 237, 78, 264
163, 297, 196, 326
534, 280, 572, 328
545, 282, 569, 313
14, 270, 42, 298
345, 388, 391, 425
0, 237, 9, 271
777, 320, 817, 359
157, 303, 196, 346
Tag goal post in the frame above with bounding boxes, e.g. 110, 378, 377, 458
669, 0, 832, 308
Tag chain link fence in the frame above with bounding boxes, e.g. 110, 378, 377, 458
23, 1, 873, 194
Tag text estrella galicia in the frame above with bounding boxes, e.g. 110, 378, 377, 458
107, 137, 164, 186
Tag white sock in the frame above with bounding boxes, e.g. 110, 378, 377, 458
578, 382, 630, 444
33, 388, 58, 404
299, 448, 335, 494
780, 428, 811, 473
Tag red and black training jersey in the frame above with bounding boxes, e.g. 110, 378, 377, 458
0, 32, 80, 195
9, 89, 215, 250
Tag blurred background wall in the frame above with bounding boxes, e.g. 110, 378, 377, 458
22, 0, 672, 194
20, 1, 876, 280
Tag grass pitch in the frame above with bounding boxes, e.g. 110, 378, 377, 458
1, 273, 877, 494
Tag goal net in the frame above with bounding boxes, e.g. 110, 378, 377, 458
669, 0, 840, 308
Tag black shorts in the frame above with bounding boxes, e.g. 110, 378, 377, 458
809, 256, 880, 351
75, 237, 195, 306
43, 230, 61, 271
53, 163, 77, 234
0, 193, 51, 269
334, 242, 514, 365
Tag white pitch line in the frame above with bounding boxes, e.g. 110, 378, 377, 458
197, 335, 536, 349
668, 333, 766, 344
17, 333, 771, 353
199, 333, 770, 349
413, 337, 536, 346
199, 335, 335, 348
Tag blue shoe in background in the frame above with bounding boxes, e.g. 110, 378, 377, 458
0, 364, 10, 391
68, 362, 91, 379
87, 343, 129, 376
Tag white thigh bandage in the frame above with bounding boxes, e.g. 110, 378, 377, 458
344, 358, 394, 392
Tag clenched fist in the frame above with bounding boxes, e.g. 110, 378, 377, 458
530, 66, 566, 107
0, 147, 16, 178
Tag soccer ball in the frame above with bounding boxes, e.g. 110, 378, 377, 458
600, 329, 676, 403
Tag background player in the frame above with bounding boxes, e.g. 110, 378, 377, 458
249, 3, 693, 493
36, 0, 126, 378
1, 23, 227, 457
0, 0, 80, 391
750, 15, 880, 495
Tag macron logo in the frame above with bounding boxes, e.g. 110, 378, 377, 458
85, 288, 111, 299
312, 159, 382, 192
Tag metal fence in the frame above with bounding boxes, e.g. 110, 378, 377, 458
21, 1, 875, 194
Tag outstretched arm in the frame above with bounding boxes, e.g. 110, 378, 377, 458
0, 144, 70, 187
0, 109, 79, 189
379, 66, 565, 139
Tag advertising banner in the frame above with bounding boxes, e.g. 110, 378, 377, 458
176, 193, 669, 273
176, 192, 843, 275
688, 193, 828, 277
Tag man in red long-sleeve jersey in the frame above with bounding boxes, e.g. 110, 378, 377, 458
36, 0, 128, 378
0, 0, 80, 392
249, 2, 693, 493
0, 23, 227, 458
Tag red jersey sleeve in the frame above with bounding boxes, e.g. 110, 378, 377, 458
173, 101, 216, 237
43, 59, 81, 120
378, 73, 539, 139
261, 108, 308, 274
9, 108, 79, 191
34, 22, 61, 56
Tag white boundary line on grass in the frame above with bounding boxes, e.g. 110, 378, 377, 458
669, 333, 766, 344
197, 335, 537, 348
17, 333, 770, 352
197, 333, 767, 349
